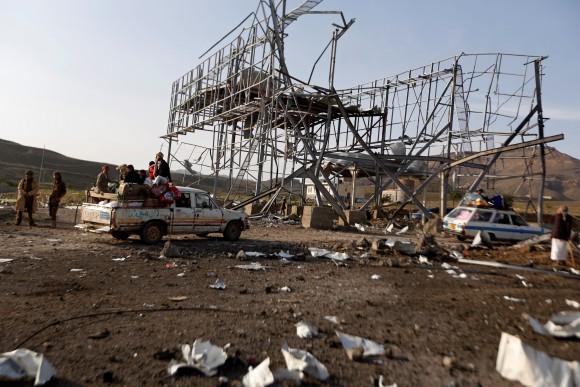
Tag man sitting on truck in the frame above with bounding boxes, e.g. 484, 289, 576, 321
123, 164, 141, 184
154, 152, 172, 183
95, 165, 110, 193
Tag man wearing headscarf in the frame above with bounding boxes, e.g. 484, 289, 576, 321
15, 170, 39, 226
551, 205, 573, 263
154, 152, 172, 182
48, 171, 67, 228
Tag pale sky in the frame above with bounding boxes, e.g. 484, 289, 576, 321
0, 0, 579, 168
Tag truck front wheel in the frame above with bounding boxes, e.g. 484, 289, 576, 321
223, 221, 242, 241
140, 221, 164, 244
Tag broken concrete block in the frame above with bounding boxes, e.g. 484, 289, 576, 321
337, 210, 368, 226
301, 206, 336, 230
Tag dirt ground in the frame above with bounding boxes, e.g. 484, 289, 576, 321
0, 207, 579, 387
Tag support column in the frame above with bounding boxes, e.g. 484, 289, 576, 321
534, 60, 546, 226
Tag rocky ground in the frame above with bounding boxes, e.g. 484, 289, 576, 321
0, 207, 579, 386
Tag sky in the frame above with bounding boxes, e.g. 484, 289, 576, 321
0, 0, 579, 168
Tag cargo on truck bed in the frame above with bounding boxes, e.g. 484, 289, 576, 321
81, 186, 248, 244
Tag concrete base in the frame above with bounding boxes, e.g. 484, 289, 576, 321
338, 210, 368, 226
287, 205, 303, 217
243, 203, 261, 216
301, 206, 336, 229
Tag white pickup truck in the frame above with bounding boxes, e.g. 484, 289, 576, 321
81, 187, 249, 244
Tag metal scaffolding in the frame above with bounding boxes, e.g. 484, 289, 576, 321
162, 0, 562, 225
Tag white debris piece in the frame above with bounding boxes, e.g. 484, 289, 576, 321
167, 339, 227, 377
69, 268, 84, 272
496, 332, 580, 387
528, 311, 580, 339
0, 258, 14, 263
209, 279, 226, 290
418, 255, 432, 265
378, 375, 398, 387
308, 248, 349, 261
371, 274, 381, 280
295, 321, 318, 339
324, 315, 339, 324
503, 296, 524, 303
245, 251, 266, 257
281, 344, 329, 381
395, 226, 409, 235
441, 262, 458, 270
279, 286, 292, 293
336, 331, 385, 360
570, 268, 580, 276
112, 257, 126, 262
0, 348, 56, 386
449, 250, 464, 260
354, 223, 366, 232
234, 262, 266, 271
385, 223, 394, 234
242, 357, 275, 387
274, 251, 294, 259
566, 299, 580, 309
46, 238, 62, 243
74, 223, 89, 230
92, 226, 111, 234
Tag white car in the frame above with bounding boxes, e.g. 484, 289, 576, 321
442, 206, 545, 241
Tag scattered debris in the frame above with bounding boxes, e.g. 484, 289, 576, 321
281, 344, 329, 381
324, 316, 339, 325
46, 238, 62, 243
295, 321, 318, 339
245, 251, 267, 257
0, 258, 14, 263
69, 268, 84, 272
167, 339, 227, 377
384, 223, 394, 234
209, 279, 226, 290
528, 311, 580, 339
160, 241, 182, 259
168, 296, 188, 302
418, 255, 432, 265
496, 332, 580, 387
308, 248, 349, 262
274, 251, 294, 259
354, 223, 366, 232
0, 348, 57, 386
279, 286, 292, 293
93, 226, 111, 234
378, 375, 398, 387
242, 357, 274, 387
566, 299, 580, 309
177, 272, 185, 277
336, 331, 385, 361
371, 274, 381, 280
234, 262, 267, 271
88, 329, 110, 340
396, 226, 409, 235
112, 257, 127, 262
503, 296, 524, 303
471, 231, 491, 247
449, 250, 464, 260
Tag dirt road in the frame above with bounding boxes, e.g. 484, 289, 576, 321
1, 208, 578, 386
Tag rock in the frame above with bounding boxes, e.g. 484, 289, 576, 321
160, 241, 181, 258
354, 237, 371, 249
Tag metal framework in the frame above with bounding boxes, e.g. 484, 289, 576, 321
162, 0, 562, 225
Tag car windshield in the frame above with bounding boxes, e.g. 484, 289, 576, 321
447, 208, 473, 221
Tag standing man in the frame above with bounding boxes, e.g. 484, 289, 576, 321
154, 152, 172, 182
96, 165, 110, 193
550, 205, 573, 264
15, 170, 39, 226
48, 171, 67, 228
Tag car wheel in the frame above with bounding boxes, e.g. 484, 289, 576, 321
140, 221, 164, 244
111, 230, 130, 240
223, 221, 242, 241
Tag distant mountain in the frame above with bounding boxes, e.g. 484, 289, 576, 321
0, 138, 118, 192
491, 147, 580, 200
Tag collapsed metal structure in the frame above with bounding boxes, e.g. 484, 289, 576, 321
162, 0, 562, 225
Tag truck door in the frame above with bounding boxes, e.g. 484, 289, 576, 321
172, 192, 195, 232
193, 193, 223, 233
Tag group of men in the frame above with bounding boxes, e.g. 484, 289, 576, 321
15, 170, 67, 227
94, 152, 171, 193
